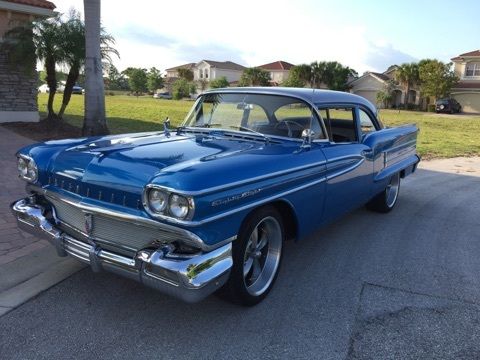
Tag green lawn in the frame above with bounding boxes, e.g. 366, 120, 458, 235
38, 93, 480, 159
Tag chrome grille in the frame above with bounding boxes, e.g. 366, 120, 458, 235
47, 196, 180, 251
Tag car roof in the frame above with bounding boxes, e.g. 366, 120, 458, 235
203, 87, 377, 114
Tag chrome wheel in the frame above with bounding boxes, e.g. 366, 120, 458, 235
242, 216, 282, 297
386, 173, 400, 208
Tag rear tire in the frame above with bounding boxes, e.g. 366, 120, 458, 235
366, 172, 401, 213
221, 206, 284, 306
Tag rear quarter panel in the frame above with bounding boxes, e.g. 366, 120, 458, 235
362, 124, 420, 195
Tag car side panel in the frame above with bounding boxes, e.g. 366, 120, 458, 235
362, 125, 419, 196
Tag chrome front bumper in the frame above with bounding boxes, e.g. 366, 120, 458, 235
11, 197, 233, 303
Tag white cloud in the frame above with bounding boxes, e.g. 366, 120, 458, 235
53, 0, 415, 73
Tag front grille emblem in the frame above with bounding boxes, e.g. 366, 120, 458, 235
84, 213, 94, 236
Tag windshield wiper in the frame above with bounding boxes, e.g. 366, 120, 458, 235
229, 126, 270, 144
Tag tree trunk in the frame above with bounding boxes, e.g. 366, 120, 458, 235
59, 64, 80, 119
44, 57, 58, 122
82, 0, 108, 136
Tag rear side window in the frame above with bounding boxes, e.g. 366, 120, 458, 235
358, 109, 377, 137
319, 107, 357, 143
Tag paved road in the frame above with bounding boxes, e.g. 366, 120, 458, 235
1, 162, 480, 359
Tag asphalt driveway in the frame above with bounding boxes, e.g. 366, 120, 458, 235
0, 159, 479, 360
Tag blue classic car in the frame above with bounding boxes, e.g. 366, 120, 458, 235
11, 88, 419, 306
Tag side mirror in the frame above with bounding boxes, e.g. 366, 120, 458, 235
301, 129, 315, 143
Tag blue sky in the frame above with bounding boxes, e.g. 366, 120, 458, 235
55, 0, 480, 73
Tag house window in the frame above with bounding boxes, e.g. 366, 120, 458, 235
199, 69, 203, 79
205, 69, 209, 79
465, 63, 480, 77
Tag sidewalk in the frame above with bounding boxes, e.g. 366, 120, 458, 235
0, 125, 48, 265
0, 125, 84, 317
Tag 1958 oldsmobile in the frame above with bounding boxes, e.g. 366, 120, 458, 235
11, 88, 419, 306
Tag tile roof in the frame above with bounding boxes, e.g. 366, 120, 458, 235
370, 72, 390, 81
4, 0, 56, 10
165, 63, 196, 71
453, 81, 480, 90
451, 50, 480, 61
459, 50, 480, 57
201, 60, 246, 71
258, 61, 295, 71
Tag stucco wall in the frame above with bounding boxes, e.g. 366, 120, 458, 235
0, 9, 31, 38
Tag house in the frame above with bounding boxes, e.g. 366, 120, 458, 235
0, 0, 56, 123
165, 62, 196, 79
257, 60, 294, 85
166, 60, 246, 83
194, 60, 245, 83
348, 65, 420, 108
451, 50, 480, 113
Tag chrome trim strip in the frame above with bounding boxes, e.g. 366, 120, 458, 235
145, 160, 328, 197
146, 157, 361, 227
175, 176, 328, 226
384, 139, 417, 154
326, 158, 365, 181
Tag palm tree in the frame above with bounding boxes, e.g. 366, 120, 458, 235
239, 67, 271, 86
310, 61, 326, 88
58, 10, 118, 119
3, 16, 63, 122
395, 63, 419, 107
83, 0, 108, 135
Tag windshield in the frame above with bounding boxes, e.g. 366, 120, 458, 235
182, 93, 325, 140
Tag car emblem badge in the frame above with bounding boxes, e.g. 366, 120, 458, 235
84, 213, 94, 236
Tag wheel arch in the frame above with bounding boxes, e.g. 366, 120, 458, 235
240, 199, 298, 242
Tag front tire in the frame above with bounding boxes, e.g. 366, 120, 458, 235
366, 172, 401, 213
222, 206, 284, 306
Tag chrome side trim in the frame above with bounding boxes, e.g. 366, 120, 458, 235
146, 159, 328, 197
177, 175, 328, 226
326, 157, 365, 181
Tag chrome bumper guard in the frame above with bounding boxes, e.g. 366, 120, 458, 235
11, 197, 233, 303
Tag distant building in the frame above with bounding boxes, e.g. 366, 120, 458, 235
257, 60, 294, 85
165, 62, 196, 79
166, 60, 245, 84
348, 65, 420, 108
451, 50, 480, 113
194, 60, 245, 83
0, 0, 56, 123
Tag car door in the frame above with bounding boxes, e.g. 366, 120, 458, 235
318, 105, 376, 224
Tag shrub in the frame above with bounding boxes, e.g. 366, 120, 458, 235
173, 78, 194, 100
427, 104, 436, 112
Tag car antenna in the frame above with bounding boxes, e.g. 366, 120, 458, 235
163, 117, 171, 137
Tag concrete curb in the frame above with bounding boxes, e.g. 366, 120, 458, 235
0, 247, 85, 317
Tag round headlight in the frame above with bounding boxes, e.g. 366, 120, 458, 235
17, 157, 28, 177
148, 189, 168, 213
169, 194, 190, 219
26, 160, 38, 182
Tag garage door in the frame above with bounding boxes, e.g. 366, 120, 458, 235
452, 93, 480, 114
354, 90, 378, 107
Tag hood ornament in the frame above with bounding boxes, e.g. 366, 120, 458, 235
84, 213, 94, 236
163, 117, 171, 138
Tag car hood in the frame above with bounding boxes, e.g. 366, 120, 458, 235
45, 131, 293, 195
